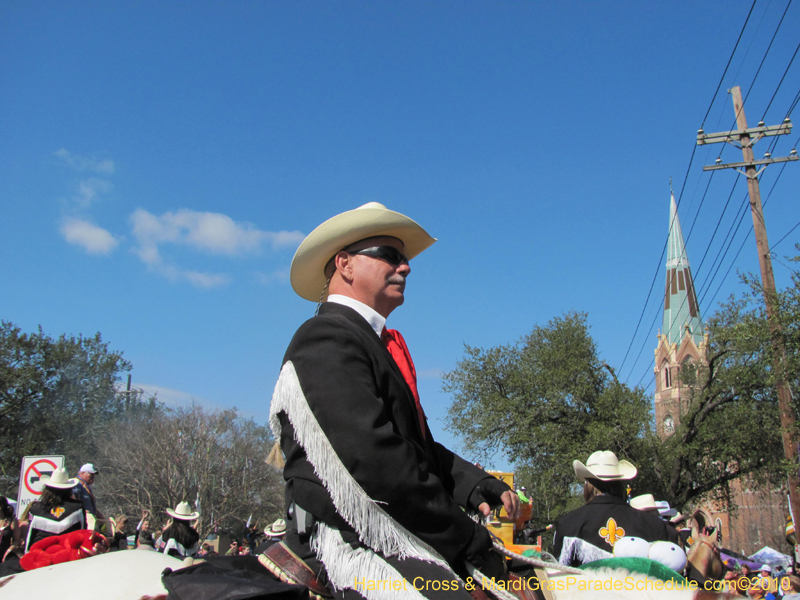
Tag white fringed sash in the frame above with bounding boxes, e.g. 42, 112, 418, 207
26, 508, 85, 548
314, 523, 429, 600
162, 537, 198, 557
558, 536, 613, 566
269, 361, 453, 578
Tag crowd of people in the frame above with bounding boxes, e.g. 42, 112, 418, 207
545, 450, 800, 598
0, 461, 286, 572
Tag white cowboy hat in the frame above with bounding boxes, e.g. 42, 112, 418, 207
573, 451, 637, 482
671, 513, 689, 525
40, 467, 79, 489
630, 494, 659, 512
655, 500, 678, 519
290, 202, 437, 302
265, 518, 286, 537
165, 501, 199, 521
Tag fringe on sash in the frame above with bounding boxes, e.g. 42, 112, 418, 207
163, 537, 198, 557
26, 509, 85, 549
313, 523, 428, 600
269, 361, 451, 573
558, 536, 613, 566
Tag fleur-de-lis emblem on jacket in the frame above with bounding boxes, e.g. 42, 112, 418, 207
50, 506, 65, 518
599, 517, 625, 546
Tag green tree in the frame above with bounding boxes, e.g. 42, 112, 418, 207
641, 268, 796, 512
0, 321, 135, 494
443, 311, 652, 525
443, 271, 799, 530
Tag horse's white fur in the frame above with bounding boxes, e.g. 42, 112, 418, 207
0, 549, 181, 599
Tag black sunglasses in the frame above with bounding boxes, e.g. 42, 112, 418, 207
350, 246, 408, 266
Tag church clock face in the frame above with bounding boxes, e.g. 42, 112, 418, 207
664, 415, 675, 434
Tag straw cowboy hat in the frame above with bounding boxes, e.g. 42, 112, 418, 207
290, 202, 437, 302
265, 518, 286, 537
166, 501, 199, 521
573, 450, 637, 482
630, 493, 659, 512
671, 513, 689, 525
40, 467, 79, 489
655, 500, 678, 519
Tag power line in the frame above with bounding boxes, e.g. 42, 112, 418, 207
631, 100, 800, 391
762, 34, 800, 119
700, 0, 759, 128
620, 2, 767, 378
620, 2, 800, 386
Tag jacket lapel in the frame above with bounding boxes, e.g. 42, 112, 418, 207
318, 302, 430, 443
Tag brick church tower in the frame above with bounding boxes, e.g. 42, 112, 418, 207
652, 193, 789, 556
653, 193, 706, 438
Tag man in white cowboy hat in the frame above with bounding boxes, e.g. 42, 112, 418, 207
266, 518, 286, 540
630, 493, 659, 513
269, 203, 519, 600
254, 518, 287, 554
552, 451, 678, 567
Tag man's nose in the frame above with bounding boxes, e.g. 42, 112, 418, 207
397, 262, 411, 276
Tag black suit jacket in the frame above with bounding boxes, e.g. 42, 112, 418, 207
276, 302, 494, 566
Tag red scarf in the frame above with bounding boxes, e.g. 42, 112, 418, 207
381, 328, 427, 439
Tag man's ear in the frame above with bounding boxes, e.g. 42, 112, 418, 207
333, 251, 354, 281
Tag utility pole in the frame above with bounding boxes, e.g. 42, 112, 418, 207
697, 86, 800, 529
118, 373, 134, 410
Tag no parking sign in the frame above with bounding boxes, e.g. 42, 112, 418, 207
16, 455, 65, 519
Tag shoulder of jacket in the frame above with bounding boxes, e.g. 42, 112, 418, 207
292, 311, 370, 343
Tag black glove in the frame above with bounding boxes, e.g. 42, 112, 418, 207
461, 522, 508, 584
467, 476, 513, 513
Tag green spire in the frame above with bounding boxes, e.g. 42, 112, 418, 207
663, 194, 704, 347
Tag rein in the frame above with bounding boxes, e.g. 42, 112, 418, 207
698, 539, 720, 555
492, 542, 585, 575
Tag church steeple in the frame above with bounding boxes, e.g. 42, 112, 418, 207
654, 191, 707, 438
663, 193, 704, 346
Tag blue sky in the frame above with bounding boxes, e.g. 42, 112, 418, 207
2, 2, 799, 468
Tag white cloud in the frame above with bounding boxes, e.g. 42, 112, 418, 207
182, 270, 231, 288
55, 148, 115, 175
60, 217, 119, 255
269, 230, 307, 249
417, 368, 442, 380
140, 259, 231, 289
128, 208, 303, 288
130, 383, 266, 422
133, 383, 219, 411
75, 177, 113, 208
254, 269, 289, 285
130, 208, 304, 256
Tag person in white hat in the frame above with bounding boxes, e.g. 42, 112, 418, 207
266, 518, 286, 539
254, 518, 287, 554
268, 203, 519, 599
25, 467, 86, 550
71, 462, 102, 518
158, 501, 200, 559
552, 451, 679, 567
630, 493, 659, 513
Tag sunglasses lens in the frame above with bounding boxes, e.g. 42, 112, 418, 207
354, 246, 407, 265
380, 247, 404, 265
